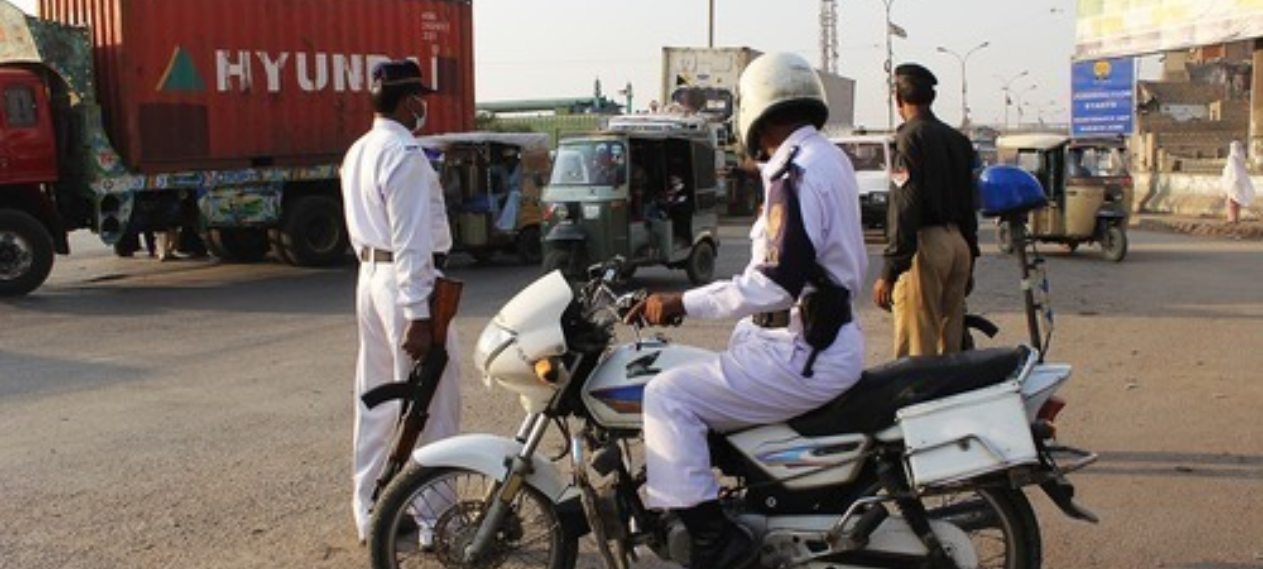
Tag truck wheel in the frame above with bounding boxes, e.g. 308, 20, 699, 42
515, 225, 543, 265
0, 210, 55, 297
277, 195, 348, 267
113, 232, 141, 258
685, 240, 716, 285
208, 228, 270, 263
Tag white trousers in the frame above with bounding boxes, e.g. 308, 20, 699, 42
642, 319, 863, 509
352, 260, 462, 540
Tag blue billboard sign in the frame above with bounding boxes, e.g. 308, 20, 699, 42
1071, 57, 1135, 137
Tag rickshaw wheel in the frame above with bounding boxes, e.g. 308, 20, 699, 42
685, 240, 716, 285
543, 247, 586, 281
995, 221, 1015, 254
516, 225, 543, 265
1100, 225, 1128, 262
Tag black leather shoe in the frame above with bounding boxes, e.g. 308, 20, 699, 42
677, 500, 759, 569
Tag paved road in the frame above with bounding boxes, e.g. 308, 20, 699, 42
1, 223, 1261, 569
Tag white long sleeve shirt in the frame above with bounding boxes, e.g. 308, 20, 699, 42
341, 117, 449, 320
683, 126, 867, 319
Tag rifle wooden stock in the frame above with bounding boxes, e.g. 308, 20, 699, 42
428, 277, 463, 347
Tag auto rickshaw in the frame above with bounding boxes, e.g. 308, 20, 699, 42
540, 130, 721, 284
419, 132, 551, 264
994, 134, 1133, 262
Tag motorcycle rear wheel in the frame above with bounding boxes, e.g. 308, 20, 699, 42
921, 486, 1042, 569
369, 465, 579, 569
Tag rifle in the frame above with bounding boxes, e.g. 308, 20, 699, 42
360, 276, 463, 504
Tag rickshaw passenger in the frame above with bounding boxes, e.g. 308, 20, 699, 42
629, 163, 649, 222
493, 151, 522, 231
1068, 149, 1091, 178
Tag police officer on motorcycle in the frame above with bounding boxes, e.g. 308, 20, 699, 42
628, 52, 868, 569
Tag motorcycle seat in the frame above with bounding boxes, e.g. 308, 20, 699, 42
788, 346, 1030, 437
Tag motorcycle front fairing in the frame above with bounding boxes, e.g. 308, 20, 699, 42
474, 270, 574, 413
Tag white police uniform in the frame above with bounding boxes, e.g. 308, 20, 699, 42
642, 126, 867, 509
341, 117, 461, 539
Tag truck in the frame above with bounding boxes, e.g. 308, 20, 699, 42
0, 0, 475, 296
660, 46, 856, 216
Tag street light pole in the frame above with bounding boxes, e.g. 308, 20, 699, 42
996, 70, 1029, 131
1014, 84, 1037, 128
935, 41, 989, 130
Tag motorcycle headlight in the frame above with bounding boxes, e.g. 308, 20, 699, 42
474, 322, 515, 378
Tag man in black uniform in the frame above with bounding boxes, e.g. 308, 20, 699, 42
872, 63, 979, 357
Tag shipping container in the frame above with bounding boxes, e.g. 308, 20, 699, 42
818, 70, 856, 131
38, 0, 475, 173
661, 46, 762, 115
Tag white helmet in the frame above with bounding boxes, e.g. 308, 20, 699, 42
736, 52, 828, 158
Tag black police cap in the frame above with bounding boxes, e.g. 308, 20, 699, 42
894, 63, 937, 86
371, 59, 435, 94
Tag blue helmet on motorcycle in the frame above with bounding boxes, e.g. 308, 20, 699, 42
977, 165, 1047, 217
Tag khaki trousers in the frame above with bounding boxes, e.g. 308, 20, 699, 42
892, 225, 972, 357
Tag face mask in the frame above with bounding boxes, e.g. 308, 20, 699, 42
408, 96, 428, 134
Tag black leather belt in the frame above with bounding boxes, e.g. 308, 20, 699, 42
752, 310, 790, 329
358, 248, 448, 269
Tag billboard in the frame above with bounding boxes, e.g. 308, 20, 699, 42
1071, 57, 1135, 137
1075, 0, 1263, 60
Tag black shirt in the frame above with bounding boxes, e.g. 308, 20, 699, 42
881, 111, 980, 282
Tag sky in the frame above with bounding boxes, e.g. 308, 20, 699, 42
469, 0, 1083, 129
12, 0, 1100, 130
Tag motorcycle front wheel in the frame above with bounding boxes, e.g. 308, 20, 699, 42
369, 465, 579, 569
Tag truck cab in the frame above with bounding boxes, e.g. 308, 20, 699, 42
1, 68, 59, 185
0, 66, 76, 296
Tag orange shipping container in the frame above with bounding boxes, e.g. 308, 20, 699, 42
39, 0, 475, 173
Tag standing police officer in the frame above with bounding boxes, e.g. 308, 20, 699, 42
628, 52, 867, 569
873, 63, 979, 357
340, 59, 461, 544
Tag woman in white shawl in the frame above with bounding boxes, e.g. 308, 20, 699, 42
1222, 140, 1255, 223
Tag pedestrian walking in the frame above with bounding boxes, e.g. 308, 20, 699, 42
1222, 140, 1255, 224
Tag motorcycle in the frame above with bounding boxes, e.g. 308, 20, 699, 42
367, 253, 1097, 569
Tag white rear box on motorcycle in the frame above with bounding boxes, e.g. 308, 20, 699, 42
897, 380, 1038, 488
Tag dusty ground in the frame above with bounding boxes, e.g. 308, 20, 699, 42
2, 220, 1261, 569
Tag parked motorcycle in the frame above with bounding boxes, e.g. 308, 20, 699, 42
367, 248, 1097, 569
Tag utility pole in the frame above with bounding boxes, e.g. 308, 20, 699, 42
875, 0, 903, 130
708, 0, 715, 47
820, 0, 839, 74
